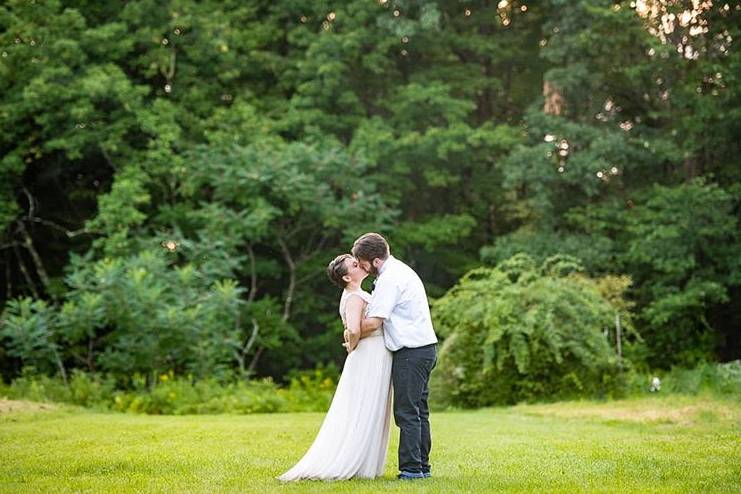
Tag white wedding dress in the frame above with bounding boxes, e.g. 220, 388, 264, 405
278, 289, 393, 481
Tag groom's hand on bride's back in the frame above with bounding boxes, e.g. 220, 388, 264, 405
342, 329, 352, 353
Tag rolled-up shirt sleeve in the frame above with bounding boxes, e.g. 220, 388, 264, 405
367, 277, 398, 320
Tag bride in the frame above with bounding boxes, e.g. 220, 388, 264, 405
277, 254, 393, 481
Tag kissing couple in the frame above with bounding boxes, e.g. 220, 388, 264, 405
278, 232, 439, 481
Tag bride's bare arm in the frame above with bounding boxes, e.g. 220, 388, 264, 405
343, 295, 365, 352
346, 316, 383, 341
360, 317, 383, 335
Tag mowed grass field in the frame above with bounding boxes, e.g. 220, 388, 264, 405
1, 395, 739, 493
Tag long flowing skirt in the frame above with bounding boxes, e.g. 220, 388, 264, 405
278, 333, 393, 481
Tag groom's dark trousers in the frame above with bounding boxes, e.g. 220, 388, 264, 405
392, 343, 438, 474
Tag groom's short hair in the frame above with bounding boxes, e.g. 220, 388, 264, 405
352, 233, 389, 262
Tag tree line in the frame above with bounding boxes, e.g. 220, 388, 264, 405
1, 1, 739, 388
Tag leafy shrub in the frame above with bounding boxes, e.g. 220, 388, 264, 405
279, 364, 339, 412
0, 251, 251, 384
110, 375, 287, 415
431, 254, 640, 407
0, 299, 66, 377
0, 368, 116, 409
0, 367, 338, 414
0, 369, 70, 404
627, 360, 741, 396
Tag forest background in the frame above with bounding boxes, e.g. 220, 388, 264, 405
1, 0, 739, 412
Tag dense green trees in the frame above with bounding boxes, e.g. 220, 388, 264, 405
1, 1, 739, 390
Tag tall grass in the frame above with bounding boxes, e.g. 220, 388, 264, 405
0, 366, 338, 414
1, 361, 738, 415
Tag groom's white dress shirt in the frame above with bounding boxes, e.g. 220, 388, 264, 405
366, 255, 438, 352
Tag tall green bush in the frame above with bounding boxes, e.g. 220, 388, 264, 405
1, 251, 248, 384
432, 254, 639, 407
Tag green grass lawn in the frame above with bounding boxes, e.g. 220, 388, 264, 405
1, 395, 739, 493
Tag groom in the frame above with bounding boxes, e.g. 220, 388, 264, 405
350, 232, 438, 480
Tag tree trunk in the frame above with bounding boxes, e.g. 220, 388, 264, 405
234, 318, 259, 379
52, 346, 68, 385
18, 221, 56, 300
277, 237, 296, 322
615, 312, 623, 370
683, 156, 697, 182
4, 249, 12, 299
544, 80, 565, 116
248, 347, 264, 374
13, 244, 40, 299
87, 337, 96, 372
246, 243, 258, 303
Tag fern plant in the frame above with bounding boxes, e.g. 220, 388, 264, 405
432, 254, 639, 406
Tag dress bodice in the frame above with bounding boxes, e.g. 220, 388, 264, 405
339, 289, 382, 338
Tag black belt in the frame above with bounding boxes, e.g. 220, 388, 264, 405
397, 342, 437, 352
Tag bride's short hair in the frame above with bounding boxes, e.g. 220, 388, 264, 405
327, 254, 353, 288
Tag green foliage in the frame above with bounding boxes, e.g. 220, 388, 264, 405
481, 228, 617, 274
645, 361, 741, 397
563, 180, 740, 366
1, 0, 740, 386
3, 361, 736, 417
0, 299, 66, 377
279, 364, 340, 413
622, 181, 739, 365
0, 368, 116, 409
111, 374, 287, 415
432, 254, 637, 407
0, 366, 338, 414
85, 167, 151, 257
0, 250, 250, 382
488, 180, 739, 367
